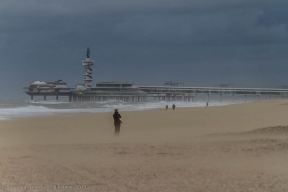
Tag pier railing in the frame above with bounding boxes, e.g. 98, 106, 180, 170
138, 86, 288, 96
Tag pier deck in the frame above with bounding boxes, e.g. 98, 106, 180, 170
25, 86, 288, 102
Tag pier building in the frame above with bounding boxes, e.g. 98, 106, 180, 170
25, 48, 146, 102
25, 80, 70, 100
71, 82, 147, 102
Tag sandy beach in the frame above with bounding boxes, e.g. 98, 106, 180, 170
1, 100, 288, 191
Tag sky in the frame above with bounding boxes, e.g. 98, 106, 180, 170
0, 0, 288, 99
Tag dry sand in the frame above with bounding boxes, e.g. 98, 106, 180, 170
1, 100, 288, 191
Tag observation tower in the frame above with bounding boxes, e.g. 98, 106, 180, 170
82, 47, 94, 89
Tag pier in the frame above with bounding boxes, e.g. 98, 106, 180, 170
24, 48, 288, 102
25, 85, 288, 102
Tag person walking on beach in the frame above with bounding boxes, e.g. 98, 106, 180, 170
166, 105, 168, 110
113, 109, 122, 135
206, 102, 209, 107
172, 104, 175, 110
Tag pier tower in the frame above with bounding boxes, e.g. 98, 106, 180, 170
82, 47, 94, 89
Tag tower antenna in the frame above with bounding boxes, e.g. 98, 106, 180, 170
86, 47, 90, 58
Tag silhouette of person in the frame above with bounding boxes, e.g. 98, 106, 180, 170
172, 104, 175, 110
206, 103, 208, 107
166, 105, 168, 110
113, 109, 122, 135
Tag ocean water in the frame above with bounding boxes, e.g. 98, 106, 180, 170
0, 94, 282, 120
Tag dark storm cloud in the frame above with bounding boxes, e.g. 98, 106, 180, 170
0, 0, 288, 98
1, 0, 287, 47
0, 0, 286, 16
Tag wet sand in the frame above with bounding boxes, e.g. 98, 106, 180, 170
1, 100, 288, 191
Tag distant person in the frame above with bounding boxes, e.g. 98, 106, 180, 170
206, 102, 209, 107
172, 104, 175, 110
166, 105, 168, 110
113, 109, 122, 135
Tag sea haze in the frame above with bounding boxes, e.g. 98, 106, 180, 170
0, 94, 283, 120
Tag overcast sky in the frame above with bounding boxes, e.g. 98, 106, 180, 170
1, 0, 288, 99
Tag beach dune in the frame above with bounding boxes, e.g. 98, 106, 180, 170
1, 100, 288, 191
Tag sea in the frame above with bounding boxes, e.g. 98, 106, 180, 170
0, 94, 280, 121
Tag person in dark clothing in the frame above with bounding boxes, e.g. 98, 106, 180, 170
206, 102, 209, 107
113, 109, 122, 135
166, 105, 168, 110
172, 104, 175, 110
